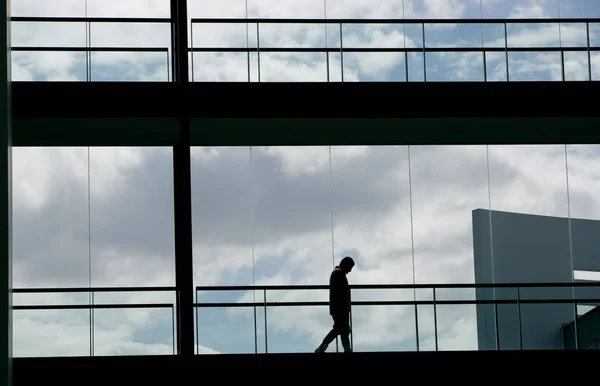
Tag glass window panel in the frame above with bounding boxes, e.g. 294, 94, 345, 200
482, 0, 559, 19
425, 52, 484, 81
187, 0, 247, 19
12, 0, 86, 17
258, 23, 327, 49
487, 145, 575, 350
331, 146, 414, 352
246, 0, 324, 18
485, 52, 508, 81
191, 52, 252, 82
90, 51, 170, 81
259, 53, 328, 82
13, 309, 91, 357
409, 145, 489, 351
425, 23, 484, 48
508, 52, 563, 81
89, 147, 175, 287
565, 145, 600, 349
12, 21, 87, 48
13, 147, 90, 288
12, 51, 86, 81
92, 291, 176, 356
564, 51, 590, 81
86, 0, 170, 18
559, 0, 600, 19
343, 52, 406, 82
90, 22, 171, 49
250, 146, 332, 352
191, 147, 254, 354
342, 24, 407, 49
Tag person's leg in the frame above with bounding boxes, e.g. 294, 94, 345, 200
340, 331, 351, 353
315, 314, 345, 353
339, 314, 352, 353
314, 328, 339, 353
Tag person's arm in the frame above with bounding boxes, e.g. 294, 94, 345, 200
330, 271, 347, 313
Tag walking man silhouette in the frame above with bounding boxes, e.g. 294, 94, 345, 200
315, 256, 355, 353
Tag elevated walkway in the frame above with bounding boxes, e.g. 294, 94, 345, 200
11, 81, 600, 147
13, 350, 595, 385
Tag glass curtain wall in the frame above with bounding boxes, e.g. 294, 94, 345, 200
191, 145, 596, 354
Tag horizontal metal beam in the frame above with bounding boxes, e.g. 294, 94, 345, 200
12, 82, 598, 119
10, 16, 170, 23
11, 16, 599, 24
194, 298, 600, 308
11, 82, 600, 147
190, 17, 600, 24
195, 281, 600, 291
188, 46, 600, 53
12, 46, 168, 52
12, 116, 600, 147
13, 303, 173, 310
13, 286, 176, 293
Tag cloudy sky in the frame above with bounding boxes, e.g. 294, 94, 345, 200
9, 0, 600, 357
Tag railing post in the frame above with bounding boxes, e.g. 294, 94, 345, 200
339, 23, 344, 82
587, 22, 592, 81
253, 299, 258, 354
195, 289, 199, 355
517, 287, 523, 350
422, 22, 427, 82
256, 23, 261, 82
504, 22, 509, 81
349, 300, 354, 352
90, 291, 95, 356
433, 287, 438, 352
414, 301, 420, 352
172, 307, 176, 355
574, 301, 579, 350
494, 302, 500, 351
263, 289, 268, 353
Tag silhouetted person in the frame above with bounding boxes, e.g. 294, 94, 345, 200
315, 256, 355, 353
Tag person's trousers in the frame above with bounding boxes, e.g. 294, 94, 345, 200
320, 312, 351, 352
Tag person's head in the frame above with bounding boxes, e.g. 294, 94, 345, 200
339, 256, 355, 274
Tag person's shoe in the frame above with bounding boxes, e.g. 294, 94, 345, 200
314, 344, 327, 353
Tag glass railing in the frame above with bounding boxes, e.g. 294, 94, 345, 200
190, 17, 600, 82
12, 281, 600, 357
9, 16, 600, 82
10, 16, 172, 81
12, 286, 177, 357
195, 282, 600, 353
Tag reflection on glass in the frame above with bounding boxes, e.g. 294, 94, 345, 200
196, 307, 257, 354
409, 145, 488, 351
89, 147, 175, 287
266, 306, 331, 353
93, 307, 175, 356
191, 147, 254, 354
251, 146, 332, 285
13, 309, 91, 357
565, 145, 600, 349
86, 0, 170, 18
249, 146, 333, 351
12, 51, 87, 81
331, 146, 413, 351
487, 145, 575, 350
351, 305, 417, 352
191, 147, 253, 288
92, 291, 176, 356
13, 147, 90, 288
